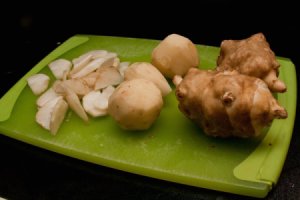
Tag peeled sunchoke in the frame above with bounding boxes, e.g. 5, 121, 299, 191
217, 33, 286, 93
151, 33, 199, 78
124, 62, 171, 96
108, 79, 163, 130
174, 68, 287, 137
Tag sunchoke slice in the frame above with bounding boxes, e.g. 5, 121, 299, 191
37, 88, 61, 108
50, 99, 68, 134
102, 85, 115, 98
124, 62, 172, 96
70, 54, 93, 76
151, 33, 199, 78
174, 68, 287, 137
48, 59, 72, 80
70, 56, 115, 79
36, 96, 68, 135
108, 79, 163, 130
72, 50, 108, 68
94, 66, 123, 90
36, 97, 62, 130
63, 79, 91, 97
82, 90, 108, 117
217, 33, 286, 93
80, 72, 99, 88
53, 81, 89, 122
112, 57, 120, 68
119, 62, 130, 77
27, 74, 50, 95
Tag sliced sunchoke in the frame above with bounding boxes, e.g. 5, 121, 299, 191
80, 72, 99, 88
36, 88, 60, 107
217, 33, 286, 93
49, 98, 68, 134
48, 59, 72, 80
28, 49, 135, 135
70, 56, 115, 79
72, 50, 108, 70
174, 68, 287, 137
94, 66, 123, 90
118, 62, 130, 77
53, 81, 89, 122
36, 96, 68, 135
63, 79, 91, 97
27, 74, 50, 95
82, 90, 108, 117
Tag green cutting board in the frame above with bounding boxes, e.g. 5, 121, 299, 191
0, 35, 296, 198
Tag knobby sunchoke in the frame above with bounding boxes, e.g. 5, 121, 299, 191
217, 33, 286, 93
174, 68, 287, 137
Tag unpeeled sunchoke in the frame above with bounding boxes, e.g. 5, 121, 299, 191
217, 33, 286, 93
174, 68, 287, 137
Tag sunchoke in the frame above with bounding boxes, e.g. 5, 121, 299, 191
108, 79, 163, 130
217, 33, 286, 93
151, 34, 199, 78
174, 68, 287, 137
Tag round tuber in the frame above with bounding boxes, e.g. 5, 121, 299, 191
108, 79, 163, 130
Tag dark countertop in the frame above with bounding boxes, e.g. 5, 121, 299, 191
1, 2, 299, 199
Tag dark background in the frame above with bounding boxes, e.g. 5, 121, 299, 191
1, 1, 299, 199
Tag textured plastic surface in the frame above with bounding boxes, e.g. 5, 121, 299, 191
0, 35, 296, 198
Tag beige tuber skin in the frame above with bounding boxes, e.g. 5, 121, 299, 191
108, 79, 163, 130
151, 33, 199, 79
216, 33, 286, 93
174, 68, 287, 138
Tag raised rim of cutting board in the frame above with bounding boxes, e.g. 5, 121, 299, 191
234, 58, 297, 186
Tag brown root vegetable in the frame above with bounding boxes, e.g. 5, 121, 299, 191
151, 33, 199, 78
108, 79, 163, 130
174, 68, 287, 137
217, 33, 286, 93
